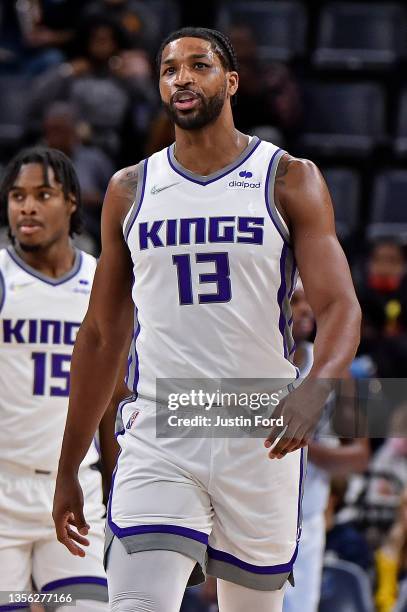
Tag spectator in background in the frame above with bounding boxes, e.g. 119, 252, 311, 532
228, 24, 303, 143
325, 477, 373, 571
15, 0, 88, 76
367, 405, 407, 506
353, 240, 407, 377
375, 489, 407, 612
145, 23, 303, 155
357, 240, 407, 337
283, 280, 370, 612
27, 14, 157, 163
82, 0, 161, 53
41, 102, 114, 249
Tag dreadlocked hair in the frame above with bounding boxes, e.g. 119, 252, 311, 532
156, 27, 239, 106
0, 146, 83, 237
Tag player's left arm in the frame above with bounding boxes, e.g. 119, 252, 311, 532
278, 156, 361, 377
266, 156, 362, 458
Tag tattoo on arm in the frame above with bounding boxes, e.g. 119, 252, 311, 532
275, 155, 294, 188
118, 168, 139, 201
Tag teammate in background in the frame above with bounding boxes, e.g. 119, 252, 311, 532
0, 147, 110, 611
53, 28, 361, 612
283, 280, 369, 612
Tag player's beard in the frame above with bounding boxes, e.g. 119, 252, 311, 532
164, 84, 227, 130
17, 242, 43, 252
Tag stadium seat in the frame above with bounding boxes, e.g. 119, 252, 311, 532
218, 1, 307, 61
395, 89, 407, 157
314, 2, 407, 70
319, 558, 374, 612
322, 168, 361, 239
0, 76, 30, 155
367, 171, 407, 242
296, 81, 386, 158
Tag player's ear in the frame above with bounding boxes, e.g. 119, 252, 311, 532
67, 195, 77, 215
227, 71, 239, 98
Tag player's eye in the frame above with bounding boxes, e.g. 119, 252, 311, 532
163, 66, 176, 75
194, 62, 209, 69
38, 191, 51, 200
9, 191, 23, 202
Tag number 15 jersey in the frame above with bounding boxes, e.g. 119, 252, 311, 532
123, 136, 298, 400
0, 247, 98, 471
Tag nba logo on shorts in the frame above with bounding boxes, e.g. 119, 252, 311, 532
126, 410, 140, 429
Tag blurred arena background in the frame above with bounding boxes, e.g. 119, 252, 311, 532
1, 1, 407, 611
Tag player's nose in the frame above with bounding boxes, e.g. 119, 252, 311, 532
21, 195, 39, 214
173, 64, 194, 87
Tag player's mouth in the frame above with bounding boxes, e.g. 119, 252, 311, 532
17, 221, 44, 236
172, 90, 200, 111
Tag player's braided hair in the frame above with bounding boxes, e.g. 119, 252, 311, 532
156, 27, 239, 106
0, 146, 83, 237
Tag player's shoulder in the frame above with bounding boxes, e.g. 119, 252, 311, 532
0, 247, 10, 270
278, 154, 321, 180
109, 164, 140, 190
76, 249, 97, 276
276, 154, 324, 193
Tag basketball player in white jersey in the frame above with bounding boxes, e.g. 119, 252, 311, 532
0, 147, 109, 611
53, 28, 361, 612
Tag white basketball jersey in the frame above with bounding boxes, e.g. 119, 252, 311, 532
123, 136, 298, 401
0, 247, 98, 471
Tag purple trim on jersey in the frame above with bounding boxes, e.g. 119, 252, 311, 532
296, 447, 305, 540
288, 264, 297, 300
125, 354, 132, 387
42, 576, 108, 591
124, 158, 148, 242
264, 149, 290, 247
277, 244, 289, 358
6, 247, 83, 286
93, 435, 100, 456
0, 268, 5, 314
0, 604, 29, 611
132, 307, 140, 393
166, 138, 261, 186
207, 545, 297, 575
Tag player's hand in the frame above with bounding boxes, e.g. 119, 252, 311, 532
52, 471, 90, 557
264, 379, 331, 459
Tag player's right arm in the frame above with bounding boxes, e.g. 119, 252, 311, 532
53, 165, 139, 556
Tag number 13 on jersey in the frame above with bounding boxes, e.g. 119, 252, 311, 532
172, 252, 232, 305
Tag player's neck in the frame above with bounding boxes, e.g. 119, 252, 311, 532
13, 238, 76, 279
174, 119, 249, 176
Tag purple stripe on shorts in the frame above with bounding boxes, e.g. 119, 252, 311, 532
0, 604, 30, 611
42, 576, 107, 591
207, 545, 297, 575
107, 461, 208, 546
109, 520, 209, 546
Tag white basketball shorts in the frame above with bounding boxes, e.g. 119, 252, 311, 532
105, 396, 306, 591
0, 460, 108, 608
